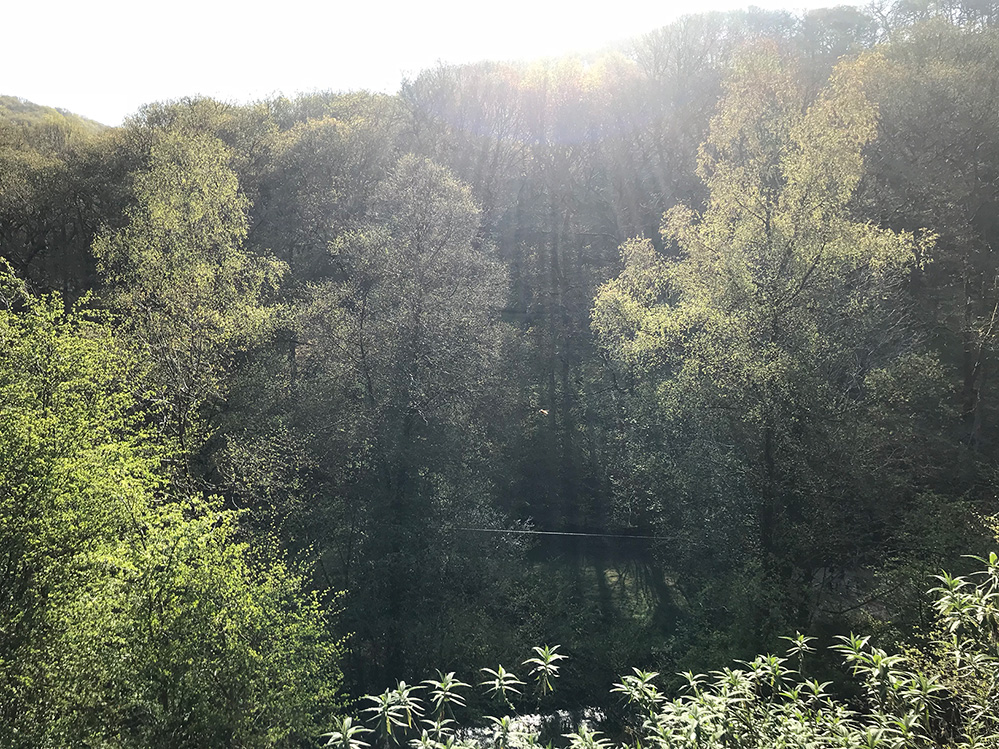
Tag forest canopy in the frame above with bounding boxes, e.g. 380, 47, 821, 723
4, 2, 999, 746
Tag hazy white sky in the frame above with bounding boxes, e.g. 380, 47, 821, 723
5, 0, 859, 126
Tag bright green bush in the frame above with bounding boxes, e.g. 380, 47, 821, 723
0, 268, 342, 747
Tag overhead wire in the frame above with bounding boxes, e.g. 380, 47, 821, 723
455, 527, 665, 540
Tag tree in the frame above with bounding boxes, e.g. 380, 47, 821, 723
0, 103, 103, 298
592, 48, 952, 647
0, 266, 341, 747
284, 154, 525, 687
859, 18, 999, 453
251, 112, 397, 287
93, 127, 284, 450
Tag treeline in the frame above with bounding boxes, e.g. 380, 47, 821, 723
4, 1, 999, 744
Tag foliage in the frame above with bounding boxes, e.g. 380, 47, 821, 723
592, 47, 956, 646
93, 126, 285, 449
330, 648, 562, 749
524, 645, 567, 695
606, 557, 999, 748
332, 558, 999, 749
0, 270, 341, 747
6, 3, 999, 731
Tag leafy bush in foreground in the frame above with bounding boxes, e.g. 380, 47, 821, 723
333, 557, 999, 748
0, 270, 342, 748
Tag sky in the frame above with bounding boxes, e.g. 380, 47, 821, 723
5, 0, 860, 126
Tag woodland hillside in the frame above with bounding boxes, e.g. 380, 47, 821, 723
4, 2, 999, 745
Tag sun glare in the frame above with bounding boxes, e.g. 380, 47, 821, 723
5, 0, 859, 125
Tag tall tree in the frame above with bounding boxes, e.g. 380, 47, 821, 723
593, 48, 952, 648
93, 128, 284, 451
289, 155, 520, 686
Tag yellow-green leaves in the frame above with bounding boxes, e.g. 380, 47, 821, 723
0, 279, 341, 746
595, 49, 926, 389
592, 47, 945, 611
696, 43, 799, 222
93, 128, 286, 448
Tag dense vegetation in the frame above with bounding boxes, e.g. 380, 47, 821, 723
334, 556, 999, 748
4, 0, 999, 744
